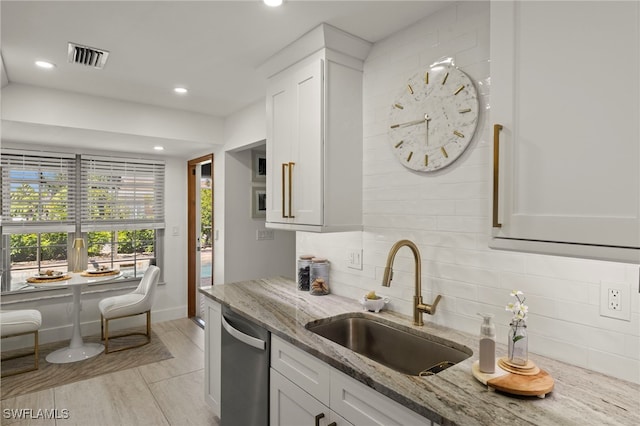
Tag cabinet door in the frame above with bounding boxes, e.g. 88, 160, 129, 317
490, 1, 640, 261
330, 369, 431, 426
291, 59, 324, 226
270, 368, 349, 426
266, 72, 294, 223
203, 298, 221, 417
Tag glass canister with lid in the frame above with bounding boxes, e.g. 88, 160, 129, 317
297, 255, 314, 291
309, 257, 330, 295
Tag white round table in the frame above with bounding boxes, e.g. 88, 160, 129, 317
28, 271, 122, 363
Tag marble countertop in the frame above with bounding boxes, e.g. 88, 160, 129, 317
199, 277, 639, 426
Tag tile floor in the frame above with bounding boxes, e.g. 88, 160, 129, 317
1, 318, 219, 426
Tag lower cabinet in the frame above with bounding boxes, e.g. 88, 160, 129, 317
271, 368, 351, 426
203, 298, 221, 417
270, 335, 436, 426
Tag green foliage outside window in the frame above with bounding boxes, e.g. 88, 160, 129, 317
10, 232, 67, 263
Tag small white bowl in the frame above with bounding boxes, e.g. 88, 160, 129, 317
360, 295, 390, 313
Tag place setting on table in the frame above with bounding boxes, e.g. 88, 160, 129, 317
26, 267, 124, 363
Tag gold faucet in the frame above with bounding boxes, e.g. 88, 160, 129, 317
382, 239, 442, 326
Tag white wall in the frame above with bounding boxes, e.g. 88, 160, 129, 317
2, 83, 222, 145
297, 1, 640, 384
223, 148, 295, 283
214, 99, 296, 285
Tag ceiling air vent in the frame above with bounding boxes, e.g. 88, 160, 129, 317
67, 42, 109, 69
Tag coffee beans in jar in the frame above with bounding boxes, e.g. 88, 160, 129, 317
297, 255, 314, 291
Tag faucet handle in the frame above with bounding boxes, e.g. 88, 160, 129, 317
424, 294, 442, 315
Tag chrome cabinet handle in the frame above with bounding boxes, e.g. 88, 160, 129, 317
493, 124, 503, 228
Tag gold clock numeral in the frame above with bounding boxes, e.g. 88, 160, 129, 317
407, 151, 413, 162
424, 155, 429, 166
453, 130, 464, 138
424, 72, 429, 84
459, 108, 471, 113
395, 140, 404, 148
454, 85, 465, 95
394, 103, 404, 110
407, 84, 414, 95
441, 72, 449, 85
441, 147, 449, 158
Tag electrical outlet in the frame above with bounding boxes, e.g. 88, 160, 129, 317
600, 281, 631, 321
608, 289, 621, 311
347, 248, 362, 270
256, 229, 274, 241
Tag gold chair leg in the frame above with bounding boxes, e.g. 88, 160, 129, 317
1, 330, 39, 378
105, 317, 110, 354
103, 310, 151, 354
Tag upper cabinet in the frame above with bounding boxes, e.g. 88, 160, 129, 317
490, 1, 640, 263
262, 24, 371, 232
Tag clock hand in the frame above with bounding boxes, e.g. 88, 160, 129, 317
425, 114, 431, 146
390, 118, 428, 129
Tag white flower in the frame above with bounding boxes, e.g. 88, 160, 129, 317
505, 290, 528, 325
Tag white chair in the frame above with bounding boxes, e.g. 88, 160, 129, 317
99, 265, 160, 353
1, 309, 42, 377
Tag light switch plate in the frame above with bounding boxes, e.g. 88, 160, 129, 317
600, 280, 631, 321
347, 248, 363, 270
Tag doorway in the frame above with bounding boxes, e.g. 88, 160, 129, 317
188, 154, 214, 325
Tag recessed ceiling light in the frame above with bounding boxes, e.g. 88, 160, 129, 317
174, 87, 188, 94
154, 146, 164, 151
35, 60, 56, 69
264, 0, 283, 7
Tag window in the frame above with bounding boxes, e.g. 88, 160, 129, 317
87, 229, 157, 278
1, 149, 165, 293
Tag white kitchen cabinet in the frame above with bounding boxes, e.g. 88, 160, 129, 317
264, 24, 370, 232
490, 1, 640, 263
203, 298, 221, 417
271, 368, 352, 426
330, 369, 431, 426
270, 335, 432, 426
271, 333, 331, 406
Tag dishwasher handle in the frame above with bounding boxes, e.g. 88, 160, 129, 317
221, 314, 266, 351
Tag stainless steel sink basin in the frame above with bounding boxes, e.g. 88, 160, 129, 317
306, 314, 472, 376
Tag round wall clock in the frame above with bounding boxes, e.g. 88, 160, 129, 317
388, 62, 479, 172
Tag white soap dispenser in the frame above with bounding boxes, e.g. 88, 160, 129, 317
477, 313, 495, 373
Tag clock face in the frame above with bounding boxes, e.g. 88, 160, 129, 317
388, 64, 479, 172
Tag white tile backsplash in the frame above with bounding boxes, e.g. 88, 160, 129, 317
297, 1, 640, 384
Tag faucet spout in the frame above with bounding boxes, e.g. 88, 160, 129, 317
381, 239, 442, 326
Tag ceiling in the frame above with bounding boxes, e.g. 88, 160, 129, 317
1, 0, 451, 155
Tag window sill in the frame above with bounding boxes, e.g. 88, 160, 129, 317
0, 277, 166, 306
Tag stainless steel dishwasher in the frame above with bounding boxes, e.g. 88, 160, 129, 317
220, 305, 270, 426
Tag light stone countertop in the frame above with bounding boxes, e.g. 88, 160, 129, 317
199, 277, 640, 426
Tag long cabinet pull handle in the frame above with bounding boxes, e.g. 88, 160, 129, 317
314, 413, 325, 426
281, 163, 289, 218
493, 124, 503, 228
288, 162, 295, 218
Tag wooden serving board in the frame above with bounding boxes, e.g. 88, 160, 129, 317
27, 275, 72, 283
80, 270, 120, 277
472, 360, 554, 398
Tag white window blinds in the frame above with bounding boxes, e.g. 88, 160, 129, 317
80, 155, 165, 231
1, 149, 77, 234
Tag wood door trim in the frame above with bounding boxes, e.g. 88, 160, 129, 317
187, 154, 214, 318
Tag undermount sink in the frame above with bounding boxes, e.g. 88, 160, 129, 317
306, 314, 472, 376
